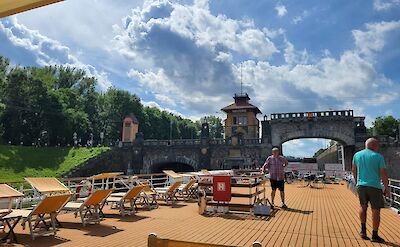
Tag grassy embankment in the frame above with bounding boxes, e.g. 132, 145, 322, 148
0, 145, 110, 182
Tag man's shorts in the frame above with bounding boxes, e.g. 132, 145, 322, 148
357, 185, 385, 209
270, 179, 284, 191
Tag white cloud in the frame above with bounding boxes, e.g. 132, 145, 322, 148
275, 4, 288, 17
114, 0, 282, 115
292, 10, 309, 24
115, 0, 399, 117
352, 20, 400, 57
155, 94, 176, 106
283, 139, 327, 157
0, 17, 112, 90
373, 0, 400, 11
141, 100, 183, 116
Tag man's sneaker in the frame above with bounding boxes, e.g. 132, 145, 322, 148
360, 231, 369, 240
281, 204, 288, 209
371, 235, 385, 243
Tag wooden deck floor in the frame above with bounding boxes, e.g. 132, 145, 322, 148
6, 183, 400, 247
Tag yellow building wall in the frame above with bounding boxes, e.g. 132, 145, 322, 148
224, 111, 259, 139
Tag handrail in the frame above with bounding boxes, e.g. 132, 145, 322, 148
270, 110, 354, 120
386, 178, 400, 209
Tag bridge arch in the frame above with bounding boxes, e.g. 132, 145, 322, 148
143, 155, 198, 173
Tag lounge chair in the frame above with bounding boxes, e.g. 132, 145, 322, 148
107, 185, 145, 215
25, 177, 70, 194
0, 184, 24, 243
178, 179, 198, 200
63, 189, 113, 226
13, 194, 71, 240
154, 181, 183, 204
162, 170, 183, 180
25, 177, 72, 226
139, 183, 159, 209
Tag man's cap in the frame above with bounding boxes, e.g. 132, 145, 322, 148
272, 147, 279, 151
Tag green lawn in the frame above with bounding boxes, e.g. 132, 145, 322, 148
0, 145, 110, 182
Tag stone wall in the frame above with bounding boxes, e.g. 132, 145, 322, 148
380, 146, 400, 180
64, 148, 132, 178
316, 145, 340, 170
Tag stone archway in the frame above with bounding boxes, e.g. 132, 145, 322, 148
143, 155, 198, 173
262, 110, 367, 170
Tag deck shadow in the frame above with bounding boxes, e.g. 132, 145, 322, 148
59, 222, 124, 237
382, 242, 400, 247
202, 212, 275, 221
157, 203, 187, 208
117, 215, 149, 223
281, 207, 313, 215
10, 234, 70, 246
102, 212, 150, 222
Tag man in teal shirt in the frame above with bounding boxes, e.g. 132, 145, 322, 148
352, 138, 389, 243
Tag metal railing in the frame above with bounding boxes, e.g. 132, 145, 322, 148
386, 178, 400, 210
270, 110, 354, 120
6, 173, 174, 209
143, 139, 201, 146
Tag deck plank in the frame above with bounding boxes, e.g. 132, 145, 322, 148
7, 183, 400, 247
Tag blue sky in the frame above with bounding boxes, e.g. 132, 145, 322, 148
0, 0, 399, 157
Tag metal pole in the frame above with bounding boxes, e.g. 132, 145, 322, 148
170, 119, 172, 141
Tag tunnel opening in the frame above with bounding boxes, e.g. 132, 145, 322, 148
150, 162, 195, 174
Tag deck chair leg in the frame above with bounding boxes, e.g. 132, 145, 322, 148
55, 217, 62, 228
79, 210, 86, 226
99, 202, 106, 218
119, 201, 125, 216
50, 213, 57, 236
28, 219, 35, 240
94, 205, 101, 223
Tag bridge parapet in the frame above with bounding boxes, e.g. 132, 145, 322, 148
270, 110, 354, 121
143, 139, 201, 146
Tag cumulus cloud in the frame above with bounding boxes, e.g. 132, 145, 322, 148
283, 138, 327, 157
0, 17, 112, 90
373, 0, 400, 11
352, 20, 400, 56
141, 100, 183, 116
113, 0, 399, 118
275, 4, 288, 17
114, 0, 281, 113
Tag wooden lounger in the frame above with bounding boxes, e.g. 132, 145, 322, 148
162, 170, 183, 179
148, 233, 262, 247
140, 184, 159, 209
178, 179, 197, 200
154, 181, 183, 204
107, 185, 145, 215
12, 194, 71, 240
0, 184, 24, 243
63, 189, 113, 226
25, 177, 70, 194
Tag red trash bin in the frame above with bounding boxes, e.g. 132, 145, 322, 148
213, 176, 231, 202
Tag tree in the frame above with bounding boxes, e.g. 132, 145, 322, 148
199, 116, 224, 138
313, 148, 326, 158
0, 56, 203, 146
371, 116, 399, 137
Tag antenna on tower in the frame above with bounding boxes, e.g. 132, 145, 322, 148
240, 63, 243, 95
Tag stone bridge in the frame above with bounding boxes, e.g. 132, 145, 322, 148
66, 110, 367, 177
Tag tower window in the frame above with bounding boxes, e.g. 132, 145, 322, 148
233, 116, 247, 125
